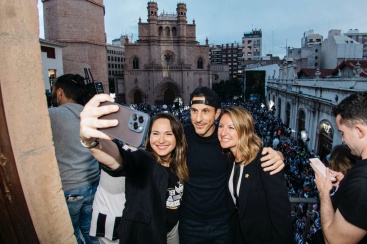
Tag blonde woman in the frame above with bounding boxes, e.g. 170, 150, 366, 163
218, 107, 293, 243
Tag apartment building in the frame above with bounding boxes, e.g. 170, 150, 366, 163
209, 43, 243, 81
242, 29, 262, 61
344, 29, 367, 60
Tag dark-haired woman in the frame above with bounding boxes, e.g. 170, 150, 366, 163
80, 94, 189, 244
49, 74, 100, 243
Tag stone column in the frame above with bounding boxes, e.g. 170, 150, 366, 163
0, 0, 76, 243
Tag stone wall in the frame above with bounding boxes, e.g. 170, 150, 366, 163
43, 0, 108, 91
1, 0, 76, 242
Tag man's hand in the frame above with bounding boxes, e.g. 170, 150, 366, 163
311, 164, 333, 197
261, 147, 285, 175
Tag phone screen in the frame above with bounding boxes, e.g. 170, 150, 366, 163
309, 158, 336, 182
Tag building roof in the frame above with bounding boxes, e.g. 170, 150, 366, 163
331, 60, 367, 77
298, 61, 367, 78
39, 38, 68, 48
297, 69, 334, 78
333, 35, 359, 44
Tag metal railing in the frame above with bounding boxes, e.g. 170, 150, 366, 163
290, 197, 320, 243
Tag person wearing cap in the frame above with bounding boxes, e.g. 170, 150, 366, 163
179, 86, 285, 243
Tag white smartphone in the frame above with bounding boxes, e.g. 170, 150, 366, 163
98, 101, 151, 148
309, 158, 336, 182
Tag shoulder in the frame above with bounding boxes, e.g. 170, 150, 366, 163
184, 124, 194, 135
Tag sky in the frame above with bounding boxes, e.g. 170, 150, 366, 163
37, 0, 367, 58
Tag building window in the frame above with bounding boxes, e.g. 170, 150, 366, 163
297, 109, 306, 133
41, 46, 56, 59
197, 57, 203, 69
172, 27, 177, 36
166, 27, 170, 36
133, 57, 139, 69
159, 26, 163, 36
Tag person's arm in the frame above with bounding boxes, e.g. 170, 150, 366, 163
260, 147, 285, 175
259, 157, 293, 243
311, 165, 367, 243
80, 94, 122, 170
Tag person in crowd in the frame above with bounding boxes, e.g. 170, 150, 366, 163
89, 139, 129, 244
48, 74, 99, 244
311, 92, 367, 243
80, 94, 189, 244
179, 87, 285, 243
328, 144, 360, 175
218, 107, 293, 243
89, 169, 125, 244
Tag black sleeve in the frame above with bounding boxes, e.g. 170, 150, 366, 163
99, 141, 151, 177
259, 153, 293, 243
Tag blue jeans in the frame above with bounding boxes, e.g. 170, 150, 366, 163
64, 180, 99, 244
179, 217, 234, 244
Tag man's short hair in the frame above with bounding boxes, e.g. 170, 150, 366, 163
332, 92, 367, 126
190, 86, 221, 109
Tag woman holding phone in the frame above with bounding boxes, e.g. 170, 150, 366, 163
218, 107, 293, 243
80, 94, 188, 244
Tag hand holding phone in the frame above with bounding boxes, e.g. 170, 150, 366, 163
309, 158, 336, 182
98, 101, 151, 148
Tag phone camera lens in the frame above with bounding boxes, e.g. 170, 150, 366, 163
138, 116, 144, 123
133, 122, 139, 130
132, 113, 137, 121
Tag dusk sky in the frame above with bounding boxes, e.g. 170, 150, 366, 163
38, 0, 367, 58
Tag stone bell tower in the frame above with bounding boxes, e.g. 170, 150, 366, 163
41, 0, 108, 91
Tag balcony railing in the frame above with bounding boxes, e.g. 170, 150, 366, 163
290, 197, 320, 243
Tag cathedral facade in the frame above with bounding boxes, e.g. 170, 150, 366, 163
121, 2, 210, 105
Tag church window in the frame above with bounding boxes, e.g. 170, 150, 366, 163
159, 26, 163, 36
172, 27, 177, 36
197, 57, 203, 69
133, 57, 139, 70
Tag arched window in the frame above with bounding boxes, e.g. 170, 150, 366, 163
133, 57, 139, 70
297, 109, 306, 133
318, 120, 333, 161
197, 57, 203, 69
165, 27, 170, 36
158, 26, 163, 36
172, 27, 177, 36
